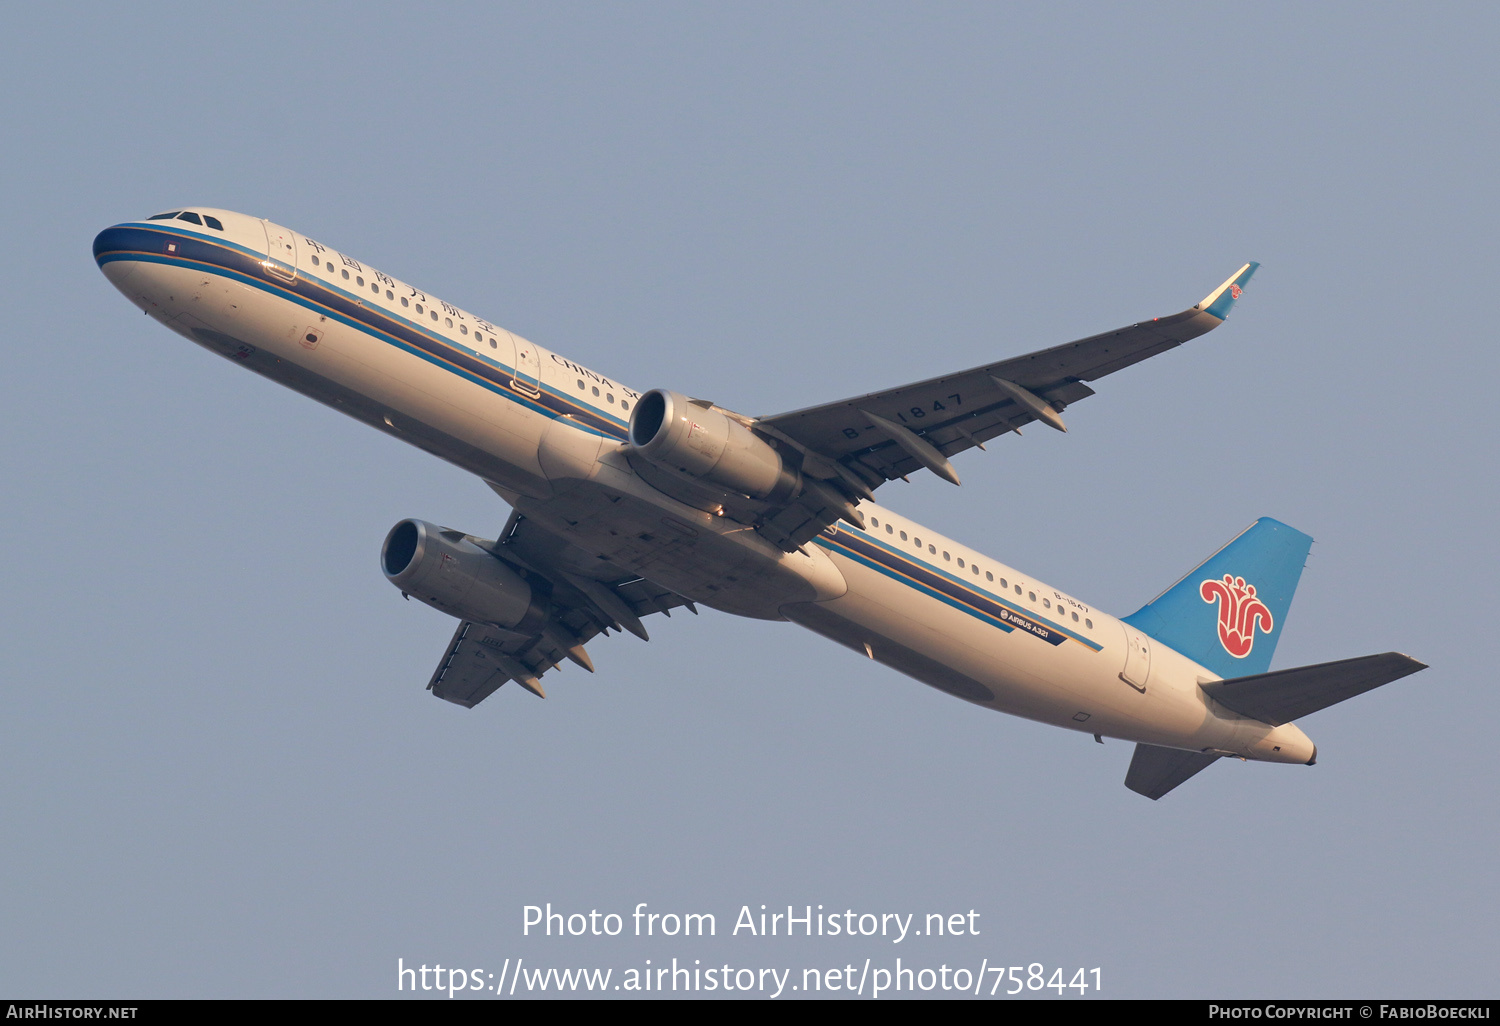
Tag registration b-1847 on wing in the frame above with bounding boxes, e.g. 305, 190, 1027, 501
94, 207, 1424, 798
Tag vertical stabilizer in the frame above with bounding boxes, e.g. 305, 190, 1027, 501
1123, 518, 1312, 678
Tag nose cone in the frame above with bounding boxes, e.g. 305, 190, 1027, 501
94, 223, 141, 288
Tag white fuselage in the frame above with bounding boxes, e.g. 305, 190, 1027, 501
94, 207, 1314, 763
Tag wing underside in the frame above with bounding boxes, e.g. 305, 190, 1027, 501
427, 512, 693, 707
740, 264, 1259, 552
757, 263, 1258, 488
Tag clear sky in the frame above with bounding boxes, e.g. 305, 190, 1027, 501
3, 2, 1496, 999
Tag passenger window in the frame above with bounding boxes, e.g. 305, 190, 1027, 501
386, 290, 394, 300
592, 386, 600, 396
578, 380, 586, 389
1015, 585, 1022, 595
1043, 599, 1051, 608
899, 531, 907, 541
1029, 591, 1036, 602
415, 303, 423, 313
943, 551, 951, 561
621, 401, 629, 411
999, 578, 1006, 588
430, 310, 438, 321
870, 518, 879, 527
971, 565, 979, 576
147, 211, 181, 220
177, 212, 202, 225
607, 393, 616, 404
886, 524, 894, 535
490, 339, 497, 349
985, 571, 993, 582
1085, 619, 1093, 629
203, 215, 224, 231
342, 269, 350, 280
401, 298, 410, 307
460, 325, 468, 335
957, 558, 965, 568
1071, 611, 1079, 622
445, 317, 453, 327
929, 544, 936, 554
371, 282, 379, 294
913, 537, 921, 547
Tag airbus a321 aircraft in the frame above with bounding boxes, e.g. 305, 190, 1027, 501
94, 207, 1425, 799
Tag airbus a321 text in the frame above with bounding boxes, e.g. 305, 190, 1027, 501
95, 207, 1425, 799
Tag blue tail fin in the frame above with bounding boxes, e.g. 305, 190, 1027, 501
1123, 518, 1313, 678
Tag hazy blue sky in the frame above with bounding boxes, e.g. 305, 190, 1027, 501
3, 3, 1496, 999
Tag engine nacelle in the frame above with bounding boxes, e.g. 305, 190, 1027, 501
627, 389, 798, 501
381, 519, 543, 630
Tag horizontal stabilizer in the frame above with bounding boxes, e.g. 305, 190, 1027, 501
1125, 744, 1221, 800
1200, 652, 1427, 727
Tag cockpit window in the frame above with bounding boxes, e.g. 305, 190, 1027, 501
147, 211, 182, 220
177, 212, 203, 225
203, 215, 224, 231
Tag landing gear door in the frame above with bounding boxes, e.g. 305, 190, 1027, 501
261, 221, 299, 283
509, 331, 541, 396
1121, 625, 1151, 692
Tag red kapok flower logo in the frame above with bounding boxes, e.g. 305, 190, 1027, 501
1200, 574, 1273, 658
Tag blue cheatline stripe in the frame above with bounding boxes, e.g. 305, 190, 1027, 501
815, 530, 1103, 651
834, 529, 1098, 647
94, 224, 630, 440
819, 533, 1014, 634
113, 220, 270, 262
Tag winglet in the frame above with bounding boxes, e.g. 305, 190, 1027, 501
1197, 261, 1260, 321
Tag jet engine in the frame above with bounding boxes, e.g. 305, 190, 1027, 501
627, 389, 798, 501
381, 519, 545, 630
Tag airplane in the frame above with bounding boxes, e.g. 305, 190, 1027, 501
93, 207, 1425, 799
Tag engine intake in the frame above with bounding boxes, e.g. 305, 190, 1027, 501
627, 389, 797, 501
381, 519, 543, 630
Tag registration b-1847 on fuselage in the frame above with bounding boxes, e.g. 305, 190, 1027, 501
94, 207, 1424, 798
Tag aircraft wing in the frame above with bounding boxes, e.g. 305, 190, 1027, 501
756, 263, 1259, 489
427, 514, 694, 707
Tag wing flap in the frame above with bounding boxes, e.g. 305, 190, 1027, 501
1200, 652, 1427, 727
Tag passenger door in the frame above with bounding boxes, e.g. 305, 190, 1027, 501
1120, 625, 1151, 692
509, 331, 542, 396
261, 221, 299, 283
